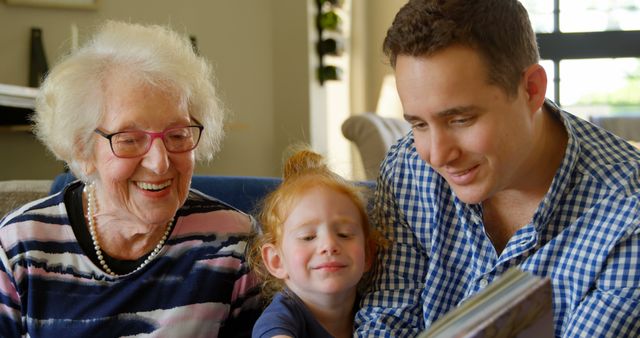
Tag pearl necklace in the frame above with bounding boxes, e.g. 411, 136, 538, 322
84, 183, 173, 276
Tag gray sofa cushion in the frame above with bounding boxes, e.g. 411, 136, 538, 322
0, 179, 52, 217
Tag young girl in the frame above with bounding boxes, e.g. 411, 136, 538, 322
249, 149, 383, 338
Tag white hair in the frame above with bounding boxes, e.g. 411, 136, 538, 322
33, 20, 225, 181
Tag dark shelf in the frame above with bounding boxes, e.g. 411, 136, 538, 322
0, 83, 38, 129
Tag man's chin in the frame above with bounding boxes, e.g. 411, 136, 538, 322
451, 186, 486, 205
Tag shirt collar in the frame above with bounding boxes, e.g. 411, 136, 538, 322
532, 99, 580, 232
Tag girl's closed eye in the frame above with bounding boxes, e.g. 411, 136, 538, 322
298, 233, 316, 241
335, 223, 361, 239
338, 232, 354, 239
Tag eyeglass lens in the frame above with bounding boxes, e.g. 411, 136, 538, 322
111, 126, 202, 157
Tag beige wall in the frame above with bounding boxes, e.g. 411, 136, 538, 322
272, 0, 310, 170
0, 0, 406, 181
0, 0, 309, 180
362, 0, 406, 114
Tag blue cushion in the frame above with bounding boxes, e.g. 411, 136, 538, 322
50, 173, 77, 194
191, 175, 281, 213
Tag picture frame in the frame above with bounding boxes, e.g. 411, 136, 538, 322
5, 0, 98, 10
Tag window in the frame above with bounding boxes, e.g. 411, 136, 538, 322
521, 1, 640, 122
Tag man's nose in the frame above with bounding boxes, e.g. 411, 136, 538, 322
424, 129, 459, 168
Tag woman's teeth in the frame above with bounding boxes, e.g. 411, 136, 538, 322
136, 180, 171, 191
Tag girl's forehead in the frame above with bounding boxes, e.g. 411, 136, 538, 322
273, 182, 365, 235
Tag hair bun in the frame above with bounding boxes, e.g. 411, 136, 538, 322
283, 149, 328, 180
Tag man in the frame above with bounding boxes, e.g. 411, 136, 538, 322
355, 0, 640, 337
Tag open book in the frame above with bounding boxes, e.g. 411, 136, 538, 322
419, 268, 554, 338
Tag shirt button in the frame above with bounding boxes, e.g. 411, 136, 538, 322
479, 278, 489, 287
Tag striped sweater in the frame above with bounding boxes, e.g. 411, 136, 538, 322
0, 183, 261, 337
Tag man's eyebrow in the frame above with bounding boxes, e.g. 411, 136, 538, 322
404, 105, 478, 121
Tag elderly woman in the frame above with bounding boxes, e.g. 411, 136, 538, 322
0, 21, 259, 337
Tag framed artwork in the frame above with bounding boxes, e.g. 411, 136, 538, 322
5, 0, 98, 10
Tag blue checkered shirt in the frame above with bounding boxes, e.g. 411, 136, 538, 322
355, 101, 640, 337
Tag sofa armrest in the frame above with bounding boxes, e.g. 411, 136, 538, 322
341, 113, 410, 180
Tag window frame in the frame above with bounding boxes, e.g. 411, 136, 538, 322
534, 1, 640, 106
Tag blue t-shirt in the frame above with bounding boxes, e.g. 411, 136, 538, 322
252, 290, 334, 338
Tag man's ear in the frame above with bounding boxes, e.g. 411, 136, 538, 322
262, 244, 288, 279
523, 63, 547, 113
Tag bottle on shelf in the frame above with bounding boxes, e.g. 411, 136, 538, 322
29, 27, 49, 88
